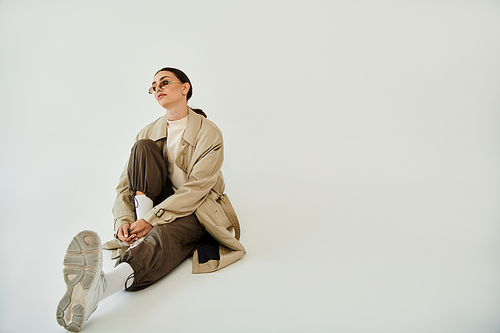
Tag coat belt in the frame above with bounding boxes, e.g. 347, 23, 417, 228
216, 193, 241, 241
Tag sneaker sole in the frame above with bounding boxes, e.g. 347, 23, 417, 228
56, 230, 102, 332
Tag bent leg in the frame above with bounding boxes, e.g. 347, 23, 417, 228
116, 214, 207, 291
127, 139, 173, 203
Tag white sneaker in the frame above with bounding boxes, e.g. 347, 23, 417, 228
56, 230, 105, 332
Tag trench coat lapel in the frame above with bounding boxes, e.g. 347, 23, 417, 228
183, 109, 203, 146
148, 109, 202, 144
149, 115, 168, 142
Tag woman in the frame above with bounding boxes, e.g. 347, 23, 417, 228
57, 67, 245, 332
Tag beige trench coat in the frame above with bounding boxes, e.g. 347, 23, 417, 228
107, 108, 245, 273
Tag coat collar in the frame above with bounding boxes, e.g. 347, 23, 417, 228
183, 108, 203, 146
149, 108, 202, 146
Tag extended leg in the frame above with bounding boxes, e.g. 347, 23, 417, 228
56, 231, 105, 332
116, 214, 207, 291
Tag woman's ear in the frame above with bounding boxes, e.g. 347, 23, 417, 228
182, 82, 191, 96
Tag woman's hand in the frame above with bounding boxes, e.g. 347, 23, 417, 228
117, 223, 136, 246
129, 219, 153, 241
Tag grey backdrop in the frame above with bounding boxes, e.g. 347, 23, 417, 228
1, 1, 500, 332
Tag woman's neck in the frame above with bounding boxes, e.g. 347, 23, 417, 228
165, 104, 189, 121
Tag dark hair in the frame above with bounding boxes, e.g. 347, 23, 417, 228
155, 67, 207, 118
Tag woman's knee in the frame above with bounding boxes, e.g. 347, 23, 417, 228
131, 139, 157, 153
127, 139, 167, 199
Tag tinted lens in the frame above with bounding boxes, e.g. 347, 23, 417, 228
159, 80, 170, 89
148, 80, 170, 94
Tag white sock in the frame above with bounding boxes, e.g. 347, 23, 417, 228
134, 195, 153, 220
100, 263, 135, 301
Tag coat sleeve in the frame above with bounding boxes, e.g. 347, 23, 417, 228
112, 160, 136, 233
143, 127, 224, 226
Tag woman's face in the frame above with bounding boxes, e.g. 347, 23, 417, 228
151, 71, 190, 109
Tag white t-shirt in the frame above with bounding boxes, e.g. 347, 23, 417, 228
166, 115, 188, 190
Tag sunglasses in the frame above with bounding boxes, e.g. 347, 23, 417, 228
148, 79, 182, 94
